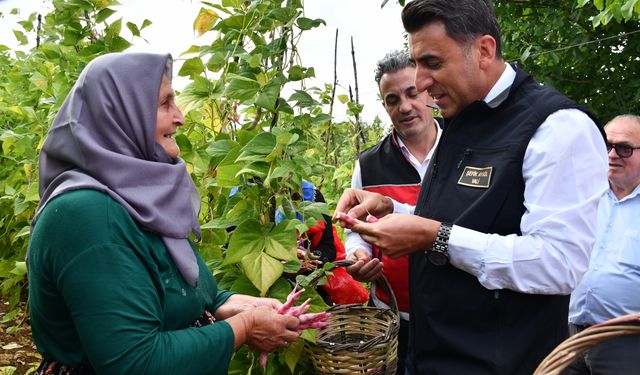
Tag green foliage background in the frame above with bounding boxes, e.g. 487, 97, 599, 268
0, 0, 638, 373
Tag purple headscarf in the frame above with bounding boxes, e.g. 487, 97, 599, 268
35, 52, 202, 286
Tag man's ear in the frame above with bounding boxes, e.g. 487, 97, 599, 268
477, 34, 497, 69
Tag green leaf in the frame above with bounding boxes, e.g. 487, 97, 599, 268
268, 7, 298, 24
141, 19, 152, 29
221, 0, 241, 8
347, 101, 364, 115
39, 43, 62, 59
174, 134, 192, 154
194, 7, 219, 36
235, 161, 269, 179
11, 262, 27, 277
216, 164, 242, 187
298, 201, 329, 220
266, 165, 293, 182
576, 0, 590, 7
29, 71, 48, 92
223, 219, 267, 265
108, 36, 132, 51
267, 278, 292, 301
282, 258, 302, 273
621, 0, 639, 19
288, 90, 318, 108
241, 251, 283, 296
594, 0, 604, 10
108, 18, 123, 36
178, 57, 205, 77
247, 53, 263, 68
224, 75, 260, 102
255, 82, 281, 112
236, 132, 276, 162
96, 8, 116, 23
337, 94, 349, 104
284, 338, 305, 372
205, 139, 233, 158
216, 145, 243, 187
296, 17, 326, 31
264, 221, 296, 261
230, 274, 261, 295
126, 21, 140, 37
275, 131, 299, 146
287, 65, 305, 81
201, 215, 243, 230
287, 67, 310, 82
13, 30, 28, 45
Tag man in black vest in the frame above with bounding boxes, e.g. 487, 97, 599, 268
345, 50, 440, 375
334, 1, 609, 374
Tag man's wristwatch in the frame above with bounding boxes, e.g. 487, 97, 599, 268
426, 222, 452, 266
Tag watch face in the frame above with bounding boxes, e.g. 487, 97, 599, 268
428, 251, 448, 266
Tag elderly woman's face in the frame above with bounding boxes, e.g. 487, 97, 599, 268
155, 74, 184, 158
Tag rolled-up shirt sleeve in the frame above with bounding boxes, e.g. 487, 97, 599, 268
345, 161, 373, 257
448, 109, 608, 295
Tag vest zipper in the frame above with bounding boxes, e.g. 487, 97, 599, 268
456, 147, 473, 169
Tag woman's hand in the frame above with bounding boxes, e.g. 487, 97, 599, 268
226, 306, 300, 352
244, 306, 301, 352
214, 294, 283, 320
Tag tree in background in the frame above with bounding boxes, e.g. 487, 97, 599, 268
382, 0, 640, 121
577, 0, 640, 27
495, 0, 640, 122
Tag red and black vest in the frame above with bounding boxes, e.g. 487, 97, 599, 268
359, 129, 424, 313
409, 66, 604, 375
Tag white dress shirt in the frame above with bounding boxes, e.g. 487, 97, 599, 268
392, 63, 608, 295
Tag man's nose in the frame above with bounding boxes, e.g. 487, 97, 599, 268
399, 98, 412, 113
415, 67, 434, 92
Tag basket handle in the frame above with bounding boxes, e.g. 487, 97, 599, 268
305, 259, 399, 315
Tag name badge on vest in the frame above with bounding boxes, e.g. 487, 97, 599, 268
458, 166, 493, 188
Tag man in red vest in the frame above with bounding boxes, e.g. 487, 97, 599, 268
345, 49, 440, 374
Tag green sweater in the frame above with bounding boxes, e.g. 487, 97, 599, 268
28, 189, 235, 374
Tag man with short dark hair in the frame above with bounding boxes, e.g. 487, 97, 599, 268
333, 1, 608, 374
345, 50, 440, 374
566, 114, 640, 375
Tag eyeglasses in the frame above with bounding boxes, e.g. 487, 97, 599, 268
606, 143, 640, 158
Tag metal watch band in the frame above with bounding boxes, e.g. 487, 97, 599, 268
426, 222, 452, 266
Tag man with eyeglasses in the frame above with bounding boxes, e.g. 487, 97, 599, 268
567, 114, 640, 375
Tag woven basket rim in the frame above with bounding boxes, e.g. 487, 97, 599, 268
305, 260, 400, 375
311, 304, 400, 351
533, 313, 640, 375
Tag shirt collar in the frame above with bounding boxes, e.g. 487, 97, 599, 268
395, 119, 442, 163
608, 183, 640, 202
484, 63, 516, 108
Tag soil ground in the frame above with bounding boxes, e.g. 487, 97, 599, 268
0, 301, 41, 375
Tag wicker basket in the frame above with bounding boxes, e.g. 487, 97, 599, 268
534, 313, 640, 375
305, 259, 400, 375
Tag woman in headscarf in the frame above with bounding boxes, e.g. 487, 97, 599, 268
27, 52, 300, 375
